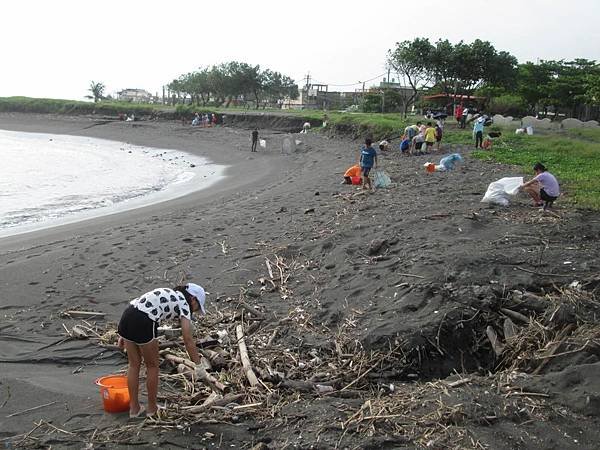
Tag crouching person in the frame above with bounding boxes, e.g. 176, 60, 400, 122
521, 162, 560, 209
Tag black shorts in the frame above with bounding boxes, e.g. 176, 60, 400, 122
361, 166, 372, 177
540, 189, 558, 202
118, 305, 158, 345
415, 142, 423, 150
425, 141, 434, 147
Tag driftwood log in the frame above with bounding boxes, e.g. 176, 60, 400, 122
164, 353, 226, 392
236, 324, 260, 387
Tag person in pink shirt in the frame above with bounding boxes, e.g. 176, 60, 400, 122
521, 162, 560, 209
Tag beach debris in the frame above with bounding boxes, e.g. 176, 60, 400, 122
17, 262, 598, 449
5, 401, 58, 418
500, 307, 529, 324
368, 238, 387, 256
486, 326, 504, 356
503, 318, 518, 340
62, 310, 105, 319
236, 324, 260, 388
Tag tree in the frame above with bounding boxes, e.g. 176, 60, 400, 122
387, 38, 435, 116
87, 81, 105, 102
259, 69, 298, 108
585, 72, 600, 105
169, 62, 298, 108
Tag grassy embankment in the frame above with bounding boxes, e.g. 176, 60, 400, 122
2, 97, 599, 209
458, 127, 600, 209
0, 96, 164, 116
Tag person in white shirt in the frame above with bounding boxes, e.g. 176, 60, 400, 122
117, 283, 206, 418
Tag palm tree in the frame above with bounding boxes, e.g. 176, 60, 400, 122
87, 81, 105, 102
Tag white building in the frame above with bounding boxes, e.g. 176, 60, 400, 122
117, 88, 153, 103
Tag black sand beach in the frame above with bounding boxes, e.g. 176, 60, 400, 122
1, 113, 600, 449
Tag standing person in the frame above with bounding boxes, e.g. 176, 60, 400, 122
251, 128, 259, 152
359, 138, 378, 190
435, 120, 444, 151
520, 162, 560, 208
473, 117, 485, 148
117, 283, 206, 418
424, 122, 437, 153
455, 103, 464, 127
460, 107, 469, 129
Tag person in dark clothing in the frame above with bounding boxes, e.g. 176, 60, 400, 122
251, 129, 259, 152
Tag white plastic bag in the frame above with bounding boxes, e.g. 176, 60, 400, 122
373, 170, 392, 188
259, 139, 266, 148
481, 177, 523, 206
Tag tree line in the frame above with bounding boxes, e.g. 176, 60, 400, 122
167, 62, 299, 108
376, 37, 600, 120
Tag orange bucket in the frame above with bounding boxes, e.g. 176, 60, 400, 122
95, 374, 130, 413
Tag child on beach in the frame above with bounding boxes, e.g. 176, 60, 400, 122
473, 117, 485, 149
117, 283, 206, 418
343, 164, 362, 184
400, 135, 410, 155
435, 120, 443, 151
412, 131, 425, 155
359, 138, 378, 190
424, 122, 436, 152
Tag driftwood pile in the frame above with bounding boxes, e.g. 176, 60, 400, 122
8, 254, 600, 449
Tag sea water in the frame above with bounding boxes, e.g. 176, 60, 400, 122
0, 129, 226, 237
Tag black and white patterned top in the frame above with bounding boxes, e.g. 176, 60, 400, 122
130, 288, 192, 323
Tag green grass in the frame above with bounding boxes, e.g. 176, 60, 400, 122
473, 133, 600, 209
0, 96, 170, 116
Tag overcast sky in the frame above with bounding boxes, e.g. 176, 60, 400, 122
1, 0, 599, 101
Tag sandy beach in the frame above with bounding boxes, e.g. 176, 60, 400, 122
1, 112, 600, 449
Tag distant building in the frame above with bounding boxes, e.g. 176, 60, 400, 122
117, 88, 154, 103
377, 79, 413, 99
282, 84, 362, 110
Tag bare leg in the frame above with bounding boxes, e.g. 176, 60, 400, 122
363, 176, 371, 190
523, 184, 542, 205
140, 339, 160, 415
124, 340, 142, 415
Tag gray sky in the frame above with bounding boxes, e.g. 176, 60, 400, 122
1, 0, 599, 101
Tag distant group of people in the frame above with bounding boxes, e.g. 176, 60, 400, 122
400, 120, 444, 155
191, 112, 217, 127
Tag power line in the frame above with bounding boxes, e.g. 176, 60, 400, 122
296, 72, 388, 88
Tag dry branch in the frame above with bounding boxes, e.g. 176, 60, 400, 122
236, 325, 260, 387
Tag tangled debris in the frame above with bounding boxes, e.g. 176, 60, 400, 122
10, 270, 600, 449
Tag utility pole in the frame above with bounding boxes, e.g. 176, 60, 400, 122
303, 72, 311, 108
361, 81, 365, 111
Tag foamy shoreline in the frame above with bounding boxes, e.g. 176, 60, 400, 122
0, 128, 227, 238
